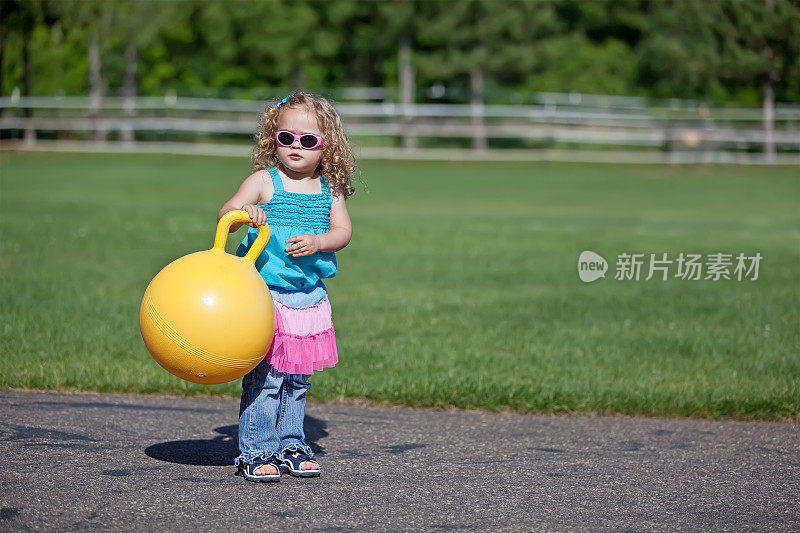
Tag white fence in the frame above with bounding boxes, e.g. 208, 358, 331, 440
1, 93, 799, 164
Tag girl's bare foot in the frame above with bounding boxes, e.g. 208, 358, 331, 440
253, 463, 279, 476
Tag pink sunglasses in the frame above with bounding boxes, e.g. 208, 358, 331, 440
275, 130, 324, 149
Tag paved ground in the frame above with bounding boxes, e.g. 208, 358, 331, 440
0, 390, 797, 532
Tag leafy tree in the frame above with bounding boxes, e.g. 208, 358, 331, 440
54, 0, 116, 139
713, 0, 800, 160
636, 0, 800, 160
525, 0, 645, 96
415, 0, 562, 93
413, 0, 562, 147
131, 0, 360, 96
524, 33, 640, 95
0, 0, 58, 139
109, 0, 187, 141
636, 1, 729, 100
3, 0, 796, 136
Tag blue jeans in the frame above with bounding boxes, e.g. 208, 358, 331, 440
235, 358, 314, 466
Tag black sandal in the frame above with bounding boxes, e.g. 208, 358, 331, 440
281, 452, 320, 477
237, 457, 281, 482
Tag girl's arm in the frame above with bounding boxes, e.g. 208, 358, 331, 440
319, 189, 353, 252
285, 188, 352, 256
217, 171, 272, 232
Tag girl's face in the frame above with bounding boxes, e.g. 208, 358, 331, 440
275, 105, 324, 176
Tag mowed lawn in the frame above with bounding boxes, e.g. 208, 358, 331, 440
1, 152, 798, 420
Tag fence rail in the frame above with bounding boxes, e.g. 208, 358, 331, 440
1, 94, 799, 164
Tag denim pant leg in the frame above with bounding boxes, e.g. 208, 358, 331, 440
235, 360, 284, 466
276, 372, 314, 459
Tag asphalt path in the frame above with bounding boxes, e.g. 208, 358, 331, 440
0, 390, 797, 532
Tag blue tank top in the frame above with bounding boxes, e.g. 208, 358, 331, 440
236, 167, 337, 305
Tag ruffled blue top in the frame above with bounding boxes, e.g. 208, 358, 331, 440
236, 166, 336, 306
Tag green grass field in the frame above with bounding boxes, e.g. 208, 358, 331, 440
1, 152, 798, 420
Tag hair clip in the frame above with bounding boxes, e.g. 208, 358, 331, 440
276, 94, 291, 108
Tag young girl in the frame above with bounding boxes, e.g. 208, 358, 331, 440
217, 91, 356, 482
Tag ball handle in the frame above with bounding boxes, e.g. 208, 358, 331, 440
212, 210, 271, 265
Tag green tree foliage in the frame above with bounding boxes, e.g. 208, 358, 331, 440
413, 0, 562, 100
524, 0, 647, 96
1, 0, 63, 96
1, 0, 798, 104
713, 0, 800, 103
636, 0, 800, 103
135, 0, 357, 96
525, 33, 640, 95
348, 0, 416, 89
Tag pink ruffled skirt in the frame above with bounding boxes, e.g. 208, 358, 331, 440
266, 295, 338, 375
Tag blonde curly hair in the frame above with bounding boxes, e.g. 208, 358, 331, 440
252, 91, 357, 197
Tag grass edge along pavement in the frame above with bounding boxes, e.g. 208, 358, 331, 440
2, 386, 799, 424
0, 152, 798, 421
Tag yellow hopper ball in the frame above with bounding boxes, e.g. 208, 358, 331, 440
139, 210, 274, 384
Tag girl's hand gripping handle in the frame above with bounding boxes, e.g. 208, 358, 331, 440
213, 210, 270, 265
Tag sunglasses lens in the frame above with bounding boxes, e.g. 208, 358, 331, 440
299, 135, 319, 149
277, 131, 294, 146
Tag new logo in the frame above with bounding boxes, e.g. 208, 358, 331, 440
578, 250, 608, 283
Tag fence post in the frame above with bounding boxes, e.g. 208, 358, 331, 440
121, 44, 137, 145
763, 80, 776, 164
22, 39, 36, 147
470, 65, 487, 152
88, 29, 106, 142
399, 35, 417, 150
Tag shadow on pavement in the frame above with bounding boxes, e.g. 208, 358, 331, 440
144, 415, 328, 466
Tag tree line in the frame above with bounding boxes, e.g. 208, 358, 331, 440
2, 0, 799, 107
